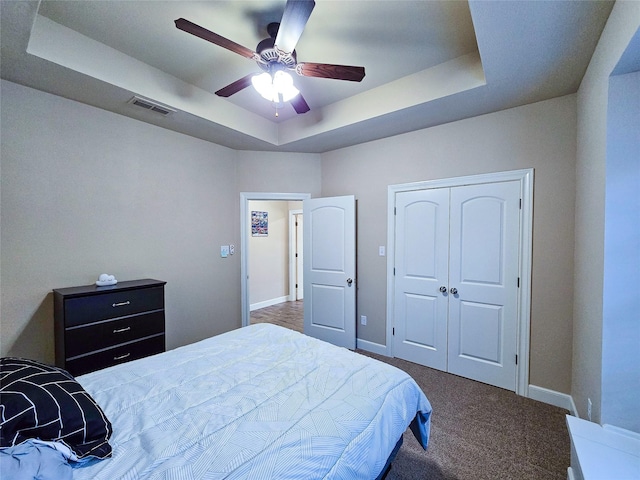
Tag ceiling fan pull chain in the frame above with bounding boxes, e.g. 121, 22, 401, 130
274, 93, 284, 117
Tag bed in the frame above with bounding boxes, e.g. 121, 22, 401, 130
1, 323, 431, 479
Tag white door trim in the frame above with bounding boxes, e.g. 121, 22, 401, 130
240, 193, 311, 328
288, 209, 303, 301
386, 169, 534, 396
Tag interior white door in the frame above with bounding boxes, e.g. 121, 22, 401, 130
447, 181, 521, 390
393, 188, 450, 370
303, 195, 356, 349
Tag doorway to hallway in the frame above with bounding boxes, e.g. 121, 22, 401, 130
240, 192, 310, 328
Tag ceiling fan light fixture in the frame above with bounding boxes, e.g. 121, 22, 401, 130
251, 70, 299, 103
177, 0, 365, 116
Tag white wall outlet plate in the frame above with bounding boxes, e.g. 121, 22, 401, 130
229, 244, 235, 255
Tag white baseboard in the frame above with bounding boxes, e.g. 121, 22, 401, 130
356, 338, 388, 356
529, 384, 578, 416
250, 296, 289, 312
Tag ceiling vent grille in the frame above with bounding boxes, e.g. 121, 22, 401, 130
128, 96, 176, 116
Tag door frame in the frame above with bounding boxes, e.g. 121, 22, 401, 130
386, 169, 534, 396
240, 192, 311, 328
288, 209, 303, 301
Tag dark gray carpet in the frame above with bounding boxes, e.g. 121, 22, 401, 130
252, 302, 570, 480
360, 351, 570, 480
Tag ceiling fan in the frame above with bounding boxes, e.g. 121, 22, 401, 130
175, 0, 365, 115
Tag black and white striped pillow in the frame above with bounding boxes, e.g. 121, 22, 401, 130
0, 357, 112, 459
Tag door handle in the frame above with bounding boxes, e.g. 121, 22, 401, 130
450, 287, 458, 295
439, 286, 447, 293
346, 278, 353, 286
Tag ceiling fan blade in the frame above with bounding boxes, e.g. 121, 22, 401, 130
274, 0, 315, 54
296, 63, 365, 82
175, 18, 256, 59
291, 93, 310, 114
215, 73, 256, 97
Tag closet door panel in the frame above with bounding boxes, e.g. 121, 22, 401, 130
447, 181, 521, 390
393, 189, 449, 371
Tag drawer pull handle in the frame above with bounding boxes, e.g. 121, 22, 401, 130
112, 301, 130, 307
113, 353, 130, 361
113, 327, 131, 334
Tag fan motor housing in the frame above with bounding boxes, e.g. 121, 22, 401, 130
256, 23, 297, 72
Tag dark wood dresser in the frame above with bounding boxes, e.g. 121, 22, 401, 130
54, 279, 166, 376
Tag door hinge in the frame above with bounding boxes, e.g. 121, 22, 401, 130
295, 283, 298, 289
295, 253, 298, 258
515, 354, 518, 365
394, 207, 397, 215
392, 328, 395, 335
517, 277, 520, 288
519, 199, 522, 209
393, 267, 396, 276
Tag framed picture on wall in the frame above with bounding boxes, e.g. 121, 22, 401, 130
251, 211, 268, 237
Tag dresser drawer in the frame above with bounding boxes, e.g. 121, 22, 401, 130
54, 279, 166, 375
65, 310, 165, 358
64, 286, 164, 327
67, 335, 165, 377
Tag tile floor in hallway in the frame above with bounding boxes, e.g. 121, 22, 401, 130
250, 300, 304, 333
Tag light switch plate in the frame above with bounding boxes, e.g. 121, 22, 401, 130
379, 246, 386, 256
221, 245, 229, 258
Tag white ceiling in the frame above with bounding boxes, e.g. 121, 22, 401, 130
1, 1, 614, 153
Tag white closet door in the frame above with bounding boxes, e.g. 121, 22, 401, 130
447, 181, 521, 390
393, 189, 450, 370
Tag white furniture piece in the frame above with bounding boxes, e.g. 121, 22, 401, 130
566, 415, 640, 480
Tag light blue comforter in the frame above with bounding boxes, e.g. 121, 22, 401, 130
0, 440, 73, 480
72, 323, 431, 479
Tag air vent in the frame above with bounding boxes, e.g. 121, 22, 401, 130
128, 96, 176, 116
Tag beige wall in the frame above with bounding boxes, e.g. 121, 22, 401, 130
235, 150, 321, 195
0, 80, 243, 361
573, 1, 640, 424
0, 80, 323, 365
321, 95, 577, 394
